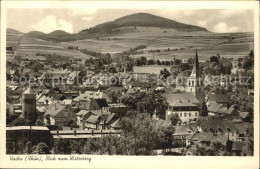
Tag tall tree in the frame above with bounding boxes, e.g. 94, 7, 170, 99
200, 100, 208, 117
34, 142, 50, 154
24, 141, 32, 154
160, 68, 171, 79
169, 113, 182, 125
242, 124, 254, 156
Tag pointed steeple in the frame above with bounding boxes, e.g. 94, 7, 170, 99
190, 49, 200, 78
24, 85, 33, 94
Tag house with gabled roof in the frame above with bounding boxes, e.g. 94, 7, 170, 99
165, 93, 200, 124
197, 119, 238, 141
207, 94, 229, 107
43, 103, 77, 127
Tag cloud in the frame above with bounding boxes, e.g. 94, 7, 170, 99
219, 9, 247, 18
68, 9, 98, 16
30, 15, 73, 33
213, 22, 243, 33
197, 20, 207, 27
82, 16, 95, 22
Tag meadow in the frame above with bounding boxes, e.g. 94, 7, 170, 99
7, 27, 254, 61
12, 35, 94, 60
61, 27, 254, 60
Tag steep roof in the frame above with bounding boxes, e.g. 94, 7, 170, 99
198, 119, 237, 133
110, 118, 121, 128
190, 49, 200, 78
164, 93, 200, 106
188, 132, 228, 145
105, 113, 116, 124
239, 112, 250, 119
44, 103, 66, 117
92, 99, 109, 108
85, 115, 100, 123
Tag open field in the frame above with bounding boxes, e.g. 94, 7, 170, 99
133, 66, 171, 75
61, 27, 253, 60
7, 27, 254, 61
14, 35, 94, 60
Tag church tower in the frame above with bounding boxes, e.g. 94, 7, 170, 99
22, 86, 37, 124
186, 50, 204, 100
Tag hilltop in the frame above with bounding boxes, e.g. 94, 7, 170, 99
21, 12, 208, 42
86, 13, 207, 33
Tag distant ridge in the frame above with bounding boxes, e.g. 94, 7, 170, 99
88, 13, 208, 33
12, 12, 208, 42
7, 28, 24, 35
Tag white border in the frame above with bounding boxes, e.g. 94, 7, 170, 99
0, 1, 259, 169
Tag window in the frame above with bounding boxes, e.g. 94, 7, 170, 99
195, 112, 197, 116
180, 113, 182, 117
189, 113, 191, 117
184, 113, 186, 117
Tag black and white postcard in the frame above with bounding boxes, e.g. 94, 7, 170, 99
0, 1, 259, 169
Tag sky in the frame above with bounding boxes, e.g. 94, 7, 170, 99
6, 8, 254, 34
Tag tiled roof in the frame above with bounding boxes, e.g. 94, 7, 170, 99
232, 141, 245, 151
199, 119, 237, 133
73, 91, 111, 103
105, 113, 116, 124
239, 112, 250, 119
85, 115, 100, 123
218, 107, 235, 114
7, 117, 23, 126
164, 93, 200, 106
44, 103, 66, 117
189, 132, 228, 145
233, 122, 250, 134
173, 125, 193, 136
110, 118, 121, 128
93, 99, 108, 108
208, 94, 229, 103
171, 100, 197, 107
77, 110, 89, 116
53, 94, 65, 100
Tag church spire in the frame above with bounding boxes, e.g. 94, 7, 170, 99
190, 49, 200, 78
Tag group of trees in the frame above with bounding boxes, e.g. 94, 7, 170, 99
121, 92, 168, 119
230, 86, 254, 114
170, 63, 192, 76
187, 141, 230, 156
24, 142, 51, 154
203, 55, 232, 75
242, 50, 254, 70
28, 113, 175, 155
